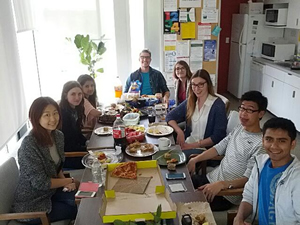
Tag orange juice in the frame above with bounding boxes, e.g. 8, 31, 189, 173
114, 85, 122, 98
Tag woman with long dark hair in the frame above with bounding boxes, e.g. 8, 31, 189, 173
59, 81, 87, 169
13, 97, 78, 224
166, 69, 227, 155
77, 74, 102, 129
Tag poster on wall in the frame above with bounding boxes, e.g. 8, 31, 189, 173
164, 11, 180, 34
198, 23, 211, 40
164, 34, 177, 51
179, 0, 201, 8
165, 51, 177, 72
164, 0, 177, 12
203, 40, 216, 61
201, 9, 218, 23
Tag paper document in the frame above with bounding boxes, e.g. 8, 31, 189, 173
203, 0, 216, 9
164, 0, 177, 12
176, 40, 190, 57
198, 23, 211, 40
204, 40, 217, 61
202, 9, 218, 23
164, 34, 177, 51
181, 22, 195, 39
179, 0, 201, 8
165, 51, 177, 72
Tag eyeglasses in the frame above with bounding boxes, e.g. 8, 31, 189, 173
175, 67, 186, 71
191, 82, 206, 88
238, 106, 259, 114
140, 56, 151, 60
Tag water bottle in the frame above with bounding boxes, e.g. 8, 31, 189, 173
113, 114, 127, 150
91, 158, 103, 187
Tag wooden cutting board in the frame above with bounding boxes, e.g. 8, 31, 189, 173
112, 177, 152, 194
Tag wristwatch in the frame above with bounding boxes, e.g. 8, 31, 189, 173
228, 183, 234, 189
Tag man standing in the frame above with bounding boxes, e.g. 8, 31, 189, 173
124, 49, 170, 104
234, 118, 300, 225
187, 91, 268, 211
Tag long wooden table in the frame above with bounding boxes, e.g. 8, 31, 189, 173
74, 119, 206, 225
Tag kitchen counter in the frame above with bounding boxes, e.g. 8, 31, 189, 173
252, 57, 300, 78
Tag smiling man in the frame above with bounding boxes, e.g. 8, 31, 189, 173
234, 118, 300, 225
187, 91, 268, 211
124, 49, 170, 104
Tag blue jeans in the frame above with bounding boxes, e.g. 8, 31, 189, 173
26, 188, 77, 224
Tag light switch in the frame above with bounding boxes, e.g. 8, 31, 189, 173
225, 37, 230, 43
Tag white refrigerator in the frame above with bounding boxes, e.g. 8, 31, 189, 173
227, 14, 283, 98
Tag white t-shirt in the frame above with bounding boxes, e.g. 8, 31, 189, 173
186, 94, 217, 143
49, 144, 60, 165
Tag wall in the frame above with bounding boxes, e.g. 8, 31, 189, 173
217, 0, 248, 94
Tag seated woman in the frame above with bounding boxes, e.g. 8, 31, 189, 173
166, 69, 227, 157
173, 60, 192, 106
12, 97, 78, 224
59, 81, 87, 169
77, 74, 102, 129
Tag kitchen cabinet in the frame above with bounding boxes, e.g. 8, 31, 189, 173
250, 61, 264, 92
287, 0, 300, 29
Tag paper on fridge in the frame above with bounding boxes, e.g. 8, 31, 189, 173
179, 0, 201, 8
202, 9, 218, 23
203, 0, 217, 9
164, 34, 177, 51
176, 40, 190, 58
165, 51, 177, 72
164, 0, 177, 12
198, 23, 211, 40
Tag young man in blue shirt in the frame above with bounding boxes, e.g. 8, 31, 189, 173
124, 49, 170, 104
234, 117, 300, 225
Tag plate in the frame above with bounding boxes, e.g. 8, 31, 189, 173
152, 150, 187, 166
125, 143, 159, 158
81, 150, 122, 169
105, 104, 124, 111
94, 126, 113, 135
146, 125, 174, 137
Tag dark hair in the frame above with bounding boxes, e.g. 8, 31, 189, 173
139, 49, 151, 57
173, 60, 193, 80
263, 117, 297, 141
59, 81, 85, 128
77, 74, 97, 108
240, 91, 268, 111
186, 69, 216, 124
29, 97, 62, 147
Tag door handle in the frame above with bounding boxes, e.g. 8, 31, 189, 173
297, 18, 299, 26
271, 81, 274, 87
293, 91, 296, 98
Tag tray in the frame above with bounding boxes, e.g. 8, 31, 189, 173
81, 150, 123, 168
152, 150, 187, 166
125, 143, 159, 158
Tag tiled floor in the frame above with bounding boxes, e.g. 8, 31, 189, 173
212, 92, 300, 225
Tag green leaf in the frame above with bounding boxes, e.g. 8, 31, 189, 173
91, 41, 97, 50
97, 68, 104, 73
65, 37, 72, 42
98, 46, 106, 55
86, 44, 93, 56
81, 35, 90, 52
156, 205, 162, 219
114, 220, 125, 225
74, 34, 83, 48
86, 54, 91, 64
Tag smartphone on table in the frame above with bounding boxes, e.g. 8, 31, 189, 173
166, 172, 186, 180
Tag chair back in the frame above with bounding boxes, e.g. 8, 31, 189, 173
226, 110, 240, 135
215, 93, 230, 113
0, 158, 19, 225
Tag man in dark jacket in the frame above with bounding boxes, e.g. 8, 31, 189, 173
124, 49, 170, 104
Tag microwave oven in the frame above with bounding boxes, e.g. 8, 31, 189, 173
261, 43, 295, 61
265, 8, 288, 26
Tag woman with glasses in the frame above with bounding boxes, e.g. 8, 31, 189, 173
173, 60, 193, 106
166, 69, 227, 155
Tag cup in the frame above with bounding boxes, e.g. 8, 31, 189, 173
158, 137, 171, 150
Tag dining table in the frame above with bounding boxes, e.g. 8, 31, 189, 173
74, 117, 208, 225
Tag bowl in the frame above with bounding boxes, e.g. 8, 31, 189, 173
122, 113, 140, 126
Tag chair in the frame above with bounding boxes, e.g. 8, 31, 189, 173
0, 158, 70, 225
216, 93, 230, 114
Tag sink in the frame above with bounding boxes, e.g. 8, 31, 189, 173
274, 62, 291, 68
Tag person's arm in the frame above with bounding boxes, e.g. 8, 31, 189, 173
163, 91, 170, 104
89, 108, 101, 117
233, 202, 253, 225
168, 120, 185, 146
124, 75, 132, 93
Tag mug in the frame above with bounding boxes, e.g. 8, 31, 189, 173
158, 137, 171, 150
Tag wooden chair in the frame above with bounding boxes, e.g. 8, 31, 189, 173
0, 158, 70, 225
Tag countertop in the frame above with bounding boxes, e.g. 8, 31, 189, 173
252, 57, 300, 78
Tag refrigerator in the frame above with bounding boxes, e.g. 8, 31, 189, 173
227, 14, 283, 98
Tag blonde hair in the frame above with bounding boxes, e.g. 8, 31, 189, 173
186, 69, 216, 125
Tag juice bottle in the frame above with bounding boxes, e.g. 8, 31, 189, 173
114, 76, 123, 98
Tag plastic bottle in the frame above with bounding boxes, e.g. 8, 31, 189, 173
114, 76, 123, 98
91, 158, 103, 187
113, 114, 127, 150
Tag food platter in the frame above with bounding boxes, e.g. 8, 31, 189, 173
81, 150, 122, 169
94, 126, 113, 135
146, 125, 174, 137
125, 143, 159, 158
152, 150, 187, 166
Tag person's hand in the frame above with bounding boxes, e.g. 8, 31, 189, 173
63, 183, 77, 192
155, 93, 162, 99
187, 157, 197, 174
181, 143, 196, 150
163, 96, 169, 105
74, 179, 80, 189
233, 217, 251, 225
198, 181, 224, 202
176, 130, 185, 146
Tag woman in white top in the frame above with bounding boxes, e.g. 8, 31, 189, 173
166, 69, 227, 155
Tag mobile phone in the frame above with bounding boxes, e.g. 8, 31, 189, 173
166, 172, 186, 180
75, 190, 96, 198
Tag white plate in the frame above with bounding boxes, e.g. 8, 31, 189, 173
105, 104, 124, 111
81, 150, 122, 169
94, 126, 113, 135
146, 125, 174, 137
125, 143, 159, 158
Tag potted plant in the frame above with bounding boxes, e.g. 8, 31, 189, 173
67, 34, 106, 78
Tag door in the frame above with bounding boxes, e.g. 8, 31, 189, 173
287, 0, 300, 29
250, 61, 264, 91
228, 42, 247, 98
231, 14, 248, 44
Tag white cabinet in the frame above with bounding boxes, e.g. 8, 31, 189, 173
250, 61, 264, 92
287, 0, 300, 29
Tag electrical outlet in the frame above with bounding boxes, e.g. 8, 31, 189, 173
225, 37, 230, 43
